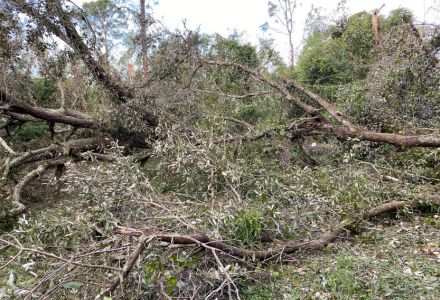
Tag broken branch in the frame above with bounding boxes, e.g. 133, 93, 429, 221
115, 198, 439, 261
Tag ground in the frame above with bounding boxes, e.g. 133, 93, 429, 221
1, 154, 439, 299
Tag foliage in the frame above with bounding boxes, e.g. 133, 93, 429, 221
296, 11, 375, 84
1, 2, 440, 299
382, 8, 414, 32
296, 32, 354, 84
0, 6, 22, 61
227, 208, 263, 246
207, 34, 260, 93
341, 12, 374, 66
362, 24, 440, 131
296, 9, 418, 86
82, 0, 128, 64
29, 77, 58, 107
15, 123, 51, 142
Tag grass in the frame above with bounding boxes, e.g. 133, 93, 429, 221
242, 215, 440, 300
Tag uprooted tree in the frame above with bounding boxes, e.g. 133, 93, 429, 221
0, 1, 439, 299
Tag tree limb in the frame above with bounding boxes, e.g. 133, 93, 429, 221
13, 0, 133, 103
0, 136, 15, 155
204, 59, 440, 147
8, 137, 113, 171
99, 234, 153, 298
9, 158, 69, 218
0, 89, 97, 129
115, 197, 439, 261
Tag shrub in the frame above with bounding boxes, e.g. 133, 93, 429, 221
16, 123, 50, 142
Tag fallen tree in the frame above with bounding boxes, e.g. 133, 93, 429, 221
114, 197, 440, 261
2, 1, 439, 219
0, 89, 98, 129
202, 60, 440, 148
1, 3, 439, 298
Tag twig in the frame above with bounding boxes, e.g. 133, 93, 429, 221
24, 260, 72, 300
0, 235, 23, 271
223, 117, 255, 131
205, 279, 229, 300
0, 238, 120, 272
191, 88, 272, 99
159, 281, 173, 300
99, 234, 154, 298
210, 248, 241, 300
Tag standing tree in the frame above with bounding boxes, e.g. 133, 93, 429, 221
82, 0, 127, 68
139, 0, 150, 84
265, 0, 298, 68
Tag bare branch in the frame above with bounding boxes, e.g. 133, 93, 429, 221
100, 234, 154, 298
0, 89, 97, 128
0, 238, 121, 272
0, 136, 15, 155
223, 117, 255, 131
10, 159, 68, 217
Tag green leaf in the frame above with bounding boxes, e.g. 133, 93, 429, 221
63, 281, 83, 289
167, 276, 177, 293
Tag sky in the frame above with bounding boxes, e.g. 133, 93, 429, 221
76, 0, 439, 63
152, 0, 439, 61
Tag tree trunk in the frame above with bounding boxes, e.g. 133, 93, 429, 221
372, 9, 382, 45
0, 89, 97, 129
140, 0, 149, 85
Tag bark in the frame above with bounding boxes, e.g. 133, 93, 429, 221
1, 90, 156, 148
328, 125, 440, 147
285, 0, 296, 68
371, 6, 384, 45
278, 137, 291, 168
8, 137, 113, 171
0, 136, 15, 155
271, 0, 297, 68
140, 0, 149, 84
283, 79, 353, 126
224, 117, 255, 131
4, 112, 41, 123
100, 234, 151, 298
0, 89, 97, 129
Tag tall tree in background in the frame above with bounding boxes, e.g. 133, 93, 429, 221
267, 0, 298, 68
139, 0, 149, 84
83, 0, 127, 68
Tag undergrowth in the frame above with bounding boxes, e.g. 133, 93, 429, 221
1, 137, 439, 299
